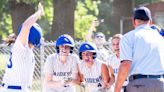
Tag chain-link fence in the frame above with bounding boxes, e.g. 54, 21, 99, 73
0, 41, 112, 92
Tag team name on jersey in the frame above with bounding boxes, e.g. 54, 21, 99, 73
85, 76, 102, 83
53, 71, 71, 76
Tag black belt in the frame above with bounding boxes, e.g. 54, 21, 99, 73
129, 74, 164, 81
1, 83, 22, 90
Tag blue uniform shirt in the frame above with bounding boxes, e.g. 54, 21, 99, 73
120, 24, 164, 76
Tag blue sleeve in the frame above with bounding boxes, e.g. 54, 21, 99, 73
120, 35, 133, 62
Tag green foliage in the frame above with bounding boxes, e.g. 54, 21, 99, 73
0, 0, 12, 40
15, 0, 53, 38
0, 14, 12, 39
75, 0, 99, 40
96, 0, 113, 38
134, 0, 163, 6
16, 0, 38, 4
38, 0, 53, 36
0, 0, 53, 42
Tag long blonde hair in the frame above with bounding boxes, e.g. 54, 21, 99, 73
3, 33, 17, 46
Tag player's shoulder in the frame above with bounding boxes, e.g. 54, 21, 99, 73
95, 59, 104, 65
70, 54, 80, 62
70, 53, 79, 59
46, 53, 57, 61
47, 53, 57, 58
12, 37, 26, 51
107, 53, 116, 60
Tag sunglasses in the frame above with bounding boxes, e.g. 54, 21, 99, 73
96, 35, 104, 38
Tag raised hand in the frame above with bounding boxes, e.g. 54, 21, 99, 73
38, 2, 45, 16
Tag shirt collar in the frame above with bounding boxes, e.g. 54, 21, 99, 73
135, 24, 150, 30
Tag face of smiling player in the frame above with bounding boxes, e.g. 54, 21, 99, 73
59, 45, 70, 56
112, 38, 120, 57
82, 51, 94, 63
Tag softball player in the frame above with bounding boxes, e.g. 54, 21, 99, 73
78, 42, 110, 92
0, 3, 44, 92
106, 34, 128, 92
43, 34, 80, 92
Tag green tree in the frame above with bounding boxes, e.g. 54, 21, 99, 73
49, 0, 76, 40
74, 0, 99, 40
40, 0, 53, 40
0, 0, 12, 41
9, 0, 36, 35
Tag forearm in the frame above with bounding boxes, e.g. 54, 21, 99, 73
46, 80, 63, 89
19, 3, 44, 45
71, 78, 81, 85
114, 61, 131, 92
23, 10, 42, 30
109, 66, 115, 86
85, 30, 93, 41
70, 72, 81, 85
102, 64, 110, 88
109, 74, 115, 86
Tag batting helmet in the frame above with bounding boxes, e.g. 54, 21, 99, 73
18, 23, 42, 47
79, 42, 97, 60
55, 34, 75, 53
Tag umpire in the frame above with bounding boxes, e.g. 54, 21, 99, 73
114, 7, 164, 92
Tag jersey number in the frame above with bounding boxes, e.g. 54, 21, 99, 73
7, 51, 13, 68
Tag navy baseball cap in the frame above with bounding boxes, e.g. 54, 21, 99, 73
133, 7, 152, 21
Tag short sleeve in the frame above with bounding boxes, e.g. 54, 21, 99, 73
120, 35, 133, 62
105, 57, 109, 67
12, 38, 26, 53
44, 55, 54, 75
71, 55, 79, 79
105, 55, 113, 67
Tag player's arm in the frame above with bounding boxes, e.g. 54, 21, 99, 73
78, 71, 85, 86
114, 60, 131, 92
108, 65, 115, 87
43, 56, 64, 89
74, 64, 82, 85
69, 72, 81, 86
44, 74, 64, 89
101, 63, 110, 88
78, 64, 84, 83
70, 63, 81, 85
85, 20, 98, 42
18, 3, 44, 46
